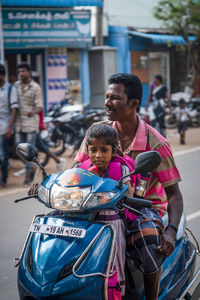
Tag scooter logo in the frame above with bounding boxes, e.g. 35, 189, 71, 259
62, 173, 81, 186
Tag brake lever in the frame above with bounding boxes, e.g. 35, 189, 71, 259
15, 194, 38, 203
119, 203, 146, 219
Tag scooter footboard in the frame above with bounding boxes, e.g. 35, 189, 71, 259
18, 216, 115, 300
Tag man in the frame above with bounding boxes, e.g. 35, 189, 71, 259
15, 62, 43, 186
0, 64, 18, 188
145, 74, 172, 137
74, 73, 183, 300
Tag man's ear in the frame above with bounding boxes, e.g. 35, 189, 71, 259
129, 99, 139, 110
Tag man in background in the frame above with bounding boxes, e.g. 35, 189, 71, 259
0, 64, 18, 188
15, 62, 43, 186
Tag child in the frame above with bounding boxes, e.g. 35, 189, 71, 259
174, 98, 191, 144
79, 123, 133, 298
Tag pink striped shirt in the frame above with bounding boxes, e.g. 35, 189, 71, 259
75, 115, 181, 215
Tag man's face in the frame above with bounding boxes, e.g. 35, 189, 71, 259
17, 68, 30, 82
105, 83, 134, 122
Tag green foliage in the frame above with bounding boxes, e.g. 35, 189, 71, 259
153, 0, 200, 42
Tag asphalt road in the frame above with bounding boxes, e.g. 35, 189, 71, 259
0, 148, 200, 300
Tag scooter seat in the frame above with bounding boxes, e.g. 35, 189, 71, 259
162, 212, 186, 240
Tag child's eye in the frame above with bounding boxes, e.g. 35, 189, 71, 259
102, 148, 108, 152
89, 148, 96, 153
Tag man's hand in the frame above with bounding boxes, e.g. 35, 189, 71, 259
28, 183, 39, 195
157, 227, 176, 256
4, 126, 12, 139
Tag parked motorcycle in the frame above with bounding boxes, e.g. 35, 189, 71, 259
14, 143, 200, 299
165, 98, 200, 129
140, 98, 200, 130
44, 103, 106, 157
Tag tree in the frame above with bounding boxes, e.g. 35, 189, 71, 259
153, 0, 200, 93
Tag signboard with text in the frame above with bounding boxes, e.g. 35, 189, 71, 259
3, 8, 92, 48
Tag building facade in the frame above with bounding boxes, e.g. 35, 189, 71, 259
2, 0, 103, 110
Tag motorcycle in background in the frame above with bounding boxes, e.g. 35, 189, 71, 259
139, 98, 200, 130
43, 103, 106, 157
14, 143, 200, 300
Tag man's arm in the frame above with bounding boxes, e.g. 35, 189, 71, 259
5, 107, 18, 138
157, 183, 183, 256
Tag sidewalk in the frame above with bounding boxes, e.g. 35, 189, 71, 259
1, 126, 200, 192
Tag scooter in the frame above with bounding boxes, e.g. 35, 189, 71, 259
14, 143, 200, 300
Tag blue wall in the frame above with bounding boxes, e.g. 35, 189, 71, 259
80, 49, 90, 108
108, 26, 130, 74
108, 26, 149, 107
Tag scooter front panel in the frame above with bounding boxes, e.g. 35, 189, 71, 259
18, 216, 114, 299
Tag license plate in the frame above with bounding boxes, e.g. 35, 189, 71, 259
30, 223, 86, 238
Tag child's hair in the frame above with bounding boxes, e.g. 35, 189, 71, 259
86, 123, 118, 151
179, 98, 185, 105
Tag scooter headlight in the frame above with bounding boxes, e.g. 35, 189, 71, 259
83, 192, 118, 208
50, 184, 91, 211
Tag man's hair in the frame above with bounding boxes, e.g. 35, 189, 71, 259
0, 64, 6, 76
155, 74, 163, 83
86, 123, 118, 151
108, 73, 142, 111
17, 62, 31, 71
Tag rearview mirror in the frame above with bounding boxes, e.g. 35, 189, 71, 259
134, 151, 161, 174
16, 143, 47, 179
16, 143, 37, 163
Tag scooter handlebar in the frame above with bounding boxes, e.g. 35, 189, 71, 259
125, 196, 152, 209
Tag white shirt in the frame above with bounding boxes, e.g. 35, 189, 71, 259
174, 106, 190, 122
0, 81, 18, 135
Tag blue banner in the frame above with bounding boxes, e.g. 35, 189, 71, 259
3, 8, 92, 48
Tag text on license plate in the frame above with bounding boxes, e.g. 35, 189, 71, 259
30, 224, 86, 238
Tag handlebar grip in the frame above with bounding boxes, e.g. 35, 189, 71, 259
125, 196, 152, 208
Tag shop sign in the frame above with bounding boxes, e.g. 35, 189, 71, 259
3, 8, 92, 48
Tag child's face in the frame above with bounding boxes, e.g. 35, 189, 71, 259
88, 138, 114, 173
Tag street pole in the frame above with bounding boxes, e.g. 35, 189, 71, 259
0, 0, 4, 63
95, 2, 103, 46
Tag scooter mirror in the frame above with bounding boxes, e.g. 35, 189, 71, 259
16, 143, 37, 163
134, 151, 161, 174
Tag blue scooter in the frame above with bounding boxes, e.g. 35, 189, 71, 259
14, 143, 200, 300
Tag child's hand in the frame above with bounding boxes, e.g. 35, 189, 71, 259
28, 183, 39, 195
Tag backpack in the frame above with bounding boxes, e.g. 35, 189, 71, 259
7, 84, 13, 111
79, 154, 137, 186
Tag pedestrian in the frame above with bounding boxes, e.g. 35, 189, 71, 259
15, 62, 43, 186
74, 73, 183, 300
0, 64, 18, 188
145, 74, 172, 136
174, 98, 191, 144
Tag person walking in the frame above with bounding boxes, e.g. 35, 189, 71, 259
74, 73, 183, 300
0, 64, 18, 188
15, 62, 43, 186
145, 74, 172, 136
